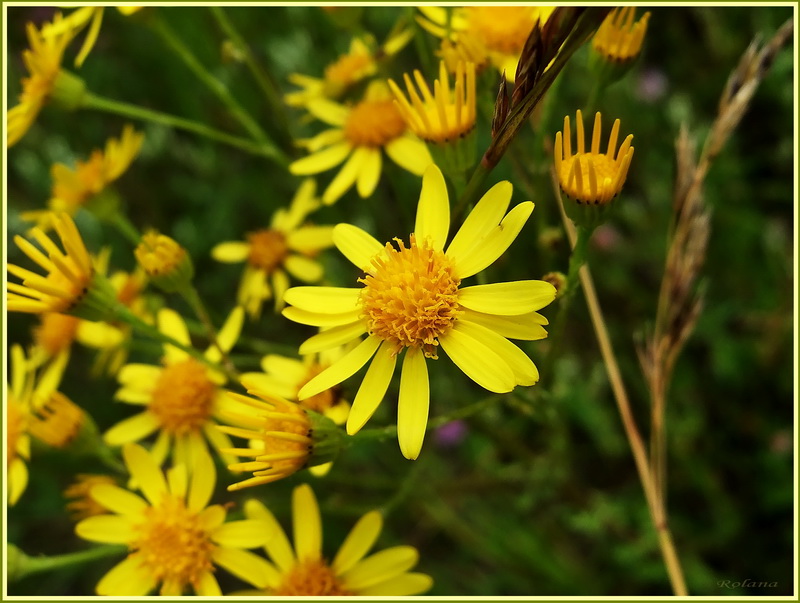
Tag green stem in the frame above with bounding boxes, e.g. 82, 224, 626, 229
8, 544, 125, 582
208, 6, 295, 154
452, 159, 490, 226
108, 211, 140, 245
82, 92, 285, 163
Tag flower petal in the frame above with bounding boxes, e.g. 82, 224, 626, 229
458, 281, 557, 315
118, 363, 161, 387
341, 546, 419, 591
323, 146, 367, 205
438, 327, 515, 393
158, 308, 191, 363
446, 180, 512, 262
211, 547, 280, 589
307, 99, 349, 126
284, 286, 361, 314
196, 571, 222, 597
345, 340, 397, 435
122, 443, 168, 505
244, 498, 296, 573
299, 321, 366, 355
293, 484, 322, 560
284, 255, 324, 283
414, 164, 450, 251
298, 335, 381, 399
90, 484, 148, 517
282, 306, 362, 327
384, 134, 432, 176
455, 320, 539, 385
104, 411, 160, 446
453, 201, 534, 279
212, 519, 274, 548
462, 308, 549, 340
396, 347, 430, 460
289, 141, 351, 176
286, 226, 335, 253
333, 223, 385, 271
95, 557, 157, 596
333, 510, 383, 574
76, 515, 136, 544
188, 443, 216, 512
211, 241, 250, 263
357, 572, 434, 596
356, 147, 382, 198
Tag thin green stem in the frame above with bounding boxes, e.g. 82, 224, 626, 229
208, 6, 295, 154
82, 92, 285, 163
108, 211, 140, 245
8, 544, 125, 582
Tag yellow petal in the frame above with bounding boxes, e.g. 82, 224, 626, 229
333, 510, 383, 574
260, 354, 307, 381
446, 180, 512, 262
244, 498, 296, 573
462, 308, 549, 340
104, 411, 160, 446
454, 320, 539, 386
356, 147, 382, 198
457, 281, 557, 315
438, 328, 515, 393
196, 571, 222, 597
384, 135, 432, 176
206, 306, 244, 363
158, 308, 191, 363
322, 146, 367, 205
333, 223, 384, 272
122, 442, 168, 506
414, 164, 450, 252
212, 519, 274, 548
307, 99, 350, 126
8, 459, 28, 506
346, 340, 397, 435
292, 484, 322, 560
289, 141, 351, 176
284, 255, 324, 283
95, 557, 157, 596
118, 363, 161, 386
90, 484, 148, 517
75, 515, 136, 544
453, 201, 534, 279
357, 572, 434, 596
299, 335, 381, 401
341, 546, 419, 591
188, 443, 216, 511
286, 226, 335, 253
299, 321, 366, 355
211, 547, 281, 589
211, 241, 250, 263
285, 286, 361, 314
282, 306, 362, 327
396, 347, 429, 460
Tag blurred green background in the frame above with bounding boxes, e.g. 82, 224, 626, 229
5, 5, 794, 597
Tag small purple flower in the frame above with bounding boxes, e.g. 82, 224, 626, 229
434, 420, 468, 448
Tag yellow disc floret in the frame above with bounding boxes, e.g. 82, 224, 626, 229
149, 359, 216, 436
359, 234, 461, 358
246, 229, 288, 272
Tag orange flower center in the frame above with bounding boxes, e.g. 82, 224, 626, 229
246, 229, 288, 272
131, 495, 215, 594
359, 234, 461, 358
463, 7, 539, 55
273, 558, 352, 596
344, 100, 406, 147
149, 359, 216, 435
34, 312, 80, 356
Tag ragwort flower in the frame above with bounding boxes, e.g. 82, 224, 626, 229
243, 484, 433, 596
211, 179, 334, 318
289, 82, 432, 205
283, 164, 556, 459
592, 6, 651, 64
75, 443, 275, 595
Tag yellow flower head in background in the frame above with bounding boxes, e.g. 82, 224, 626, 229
8, 213, 95, 316
592, 7, 651, 63
389, 60, 477, 145
135, 230, 194, 293
212, 179, 334, 319
283, 164, 556, 460
7, 13, 74, 147
289, 82, 432, 205
75, 443, 275, 596
64, 473, 118, 521
31, 312, 81, 363
554, 110, 634, 205
103, 307, 245, 469
243, 484, 433, 596
417, 6, 555, 82
27, 389, 86, 449
437, 34, 490, 74
22, 125, 144, 229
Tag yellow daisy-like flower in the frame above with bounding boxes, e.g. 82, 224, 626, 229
64, 473, 118, 521
31, 312, 81, 362
554, 110, 634, 205
389, 60, 477, 145
437, 34, 490, 74
592, 7, 651, 63
243, 484, 433, 596
417, 6, 555, 82
283, 164, 556, 460
7, 13, 74, 147
22, 125, 144, 229
75, 443, 275, 596
289, 82, 433, 205
7, 213, 95, 316
103, 307, 245, 469
211, 179, 335, 318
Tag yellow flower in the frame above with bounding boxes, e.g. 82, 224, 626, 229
134, 230, 194, 293
211, 179, 334, 318
242, 484, 433, 596
554, 110, 634, 205
289, 82, 433, 205
22, 126, 144, 229
64, 474, 118, 521
417, 6, 555, 82
75, 443, 275, 596
31, 312, 81, 361
216, 376, 344, 490
7, 213, 96, 315
283, 164, 556, 460
592, 7, 651, 63
27, 390, 86, 449
389, 60, 477, 145
286, 30, 413, 109
437, 34, 490, 74
103, 307, 245, 469
7, 14, 74, 147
